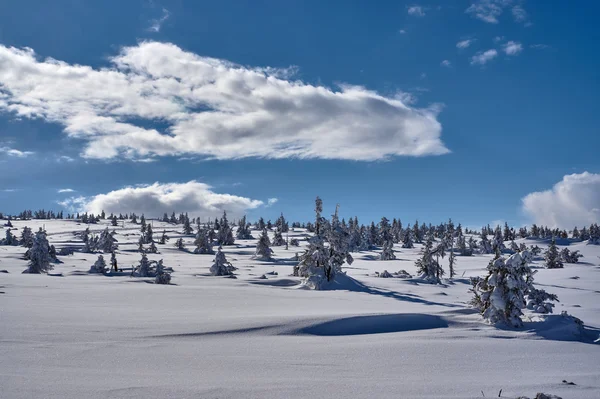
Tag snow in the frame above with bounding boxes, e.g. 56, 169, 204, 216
1, 219, 599, 398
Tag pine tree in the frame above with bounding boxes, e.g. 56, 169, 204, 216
254, 229, 273, 260
380, 239, 396, 260
23, 228, 52, 274
155, 259, 171, 284
148, 242, 158, 254
236, 215, 253, 239
89, 255, 107, 273
401, 231, 414, 249
272, 227, 286, 246
448, 249, 457, 278
217, 211, 235, 245
20, 226, 34, 248
159, 229, 169, 244
98, 227, 118, 253
415, 234, 443, 283
470, 252, 534, 327
111, 215, 118, 227
183, 216, 193, 235
544, 237, 563, 269
135, 253, 152, 277
193, 229, 214, 254
174, 238, 185, 250
210, 247, 236, 276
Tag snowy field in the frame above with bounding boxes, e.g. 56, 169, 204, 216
1, 219, 599, 399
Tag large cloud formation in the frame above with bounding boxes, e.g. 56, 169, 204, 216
58, 181, 266, 219
0, 42, 448, 161
522, 172, 600, 228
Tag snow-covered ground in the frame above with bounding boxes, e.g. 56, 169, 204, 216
1, 219, 599, 398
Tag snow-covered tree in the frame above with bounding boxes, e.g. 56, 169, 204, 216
448, 249, 457, 278
154, 259, 171, 284
236, 216, 253, 239
174, 238, 185, 250
23, 228, 52, 274
193, 229, 214, 254
415, 235, 443, 283
20, 226, 34, 248
380, 239, 396, 260
98, 227, 118, 253
526, 287, 559, 314
560, 248, 582, 264
135, 253, 152, 277
183, 215, 193, 235
89, 255, 107, 273
144, 224, 154, 244
148, 242, 158, 254
254, 229, 273, 260
271, 227, 286, 246
509, 240, 519, 253
470, 253, 529, 327
217, 211, 235, 246
210, 247, 236, 276
401, 231, 414, 249
158, 229, 169, 244
297, 199, 354, 289
111, 215, 118, 227
544, 237, 563, 269
2, 228, 17, 246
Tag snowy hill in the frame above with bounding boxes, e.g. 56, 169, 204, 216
1, 218, 599, 399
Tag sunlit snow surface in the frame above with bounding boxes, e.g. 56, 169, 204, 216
1, 219, 599, 398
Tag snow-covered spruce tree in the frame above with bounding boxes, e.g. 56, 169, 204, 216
23, 228, 52, 274
89, 255, 107, 274
296, 199, 354, 289
254, 229, 273, 260
588, 223, 600, 245
236, 216, 253, 239
401, 231, 414, 249
479, 233, 493, 254
560, 248, 582, 264
526, 287, 559, 314
289, 238, 300, 247
20, 226, 34, 248
148, 242, 158, 254
492, 227, 505, 254
217, 211, 235, 246
135, 253, 152, 277
182, 215, 193, 235
174, 238, 185, 250
380, 239, 396, 260
415, 234, 443, 283
111, 215, 118, 227
448, 248, 457, 278
154, 259, 171, 284
193, 229, 214, 254
510, 240, 519, 253
158, 230, 169, 244
470, 251, 534, 327
3, 228, 16, 246
144, 224, 153, 244
98, 227, 118, 253
210, 246, 236, 276
544, 237, 563, 269
271, 227, 286, 246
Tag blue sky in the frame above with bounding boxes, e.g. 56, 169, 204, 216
0, 0, 599, 228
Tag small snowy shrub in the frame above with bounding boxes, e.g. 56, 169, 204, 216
89, 255, 107, 274
154, 259, 171, 284
526, 287, 559, 314
210, 247, 236, 276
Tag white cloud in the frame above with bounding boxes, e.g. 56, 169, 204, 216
266, 198, 279, 207
503, 41, 523, 56
470, 49, 498, 65
456, 39, 475, 49
530, 44, 550, 50
441, 60, 451, 67
466, 0, 517, 24
399, 29, 406, 34
2, 188, 20, 193
0, 42, 448, 162
407, 6, 426, 17
511, 5, 530, 25
148, 8, 170, 33
493, 36, 505, 43
57, 181, 266, 219
522, 172, 600, 229
0, 145, 34, 157
57, 155, 75, 162
58, 188, 75, 193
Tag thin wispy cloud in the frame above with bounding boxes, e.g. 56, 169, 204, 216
0, 42, 449, 162
266, 198, 279, 207
407, 5, 426, 17
466, 0, 529, 25
441, 60, 451, 68
511, 5, 531, 26
0, 145, 34, 157
503, 41, 523, 55
58, 188, 76, 193
471, 49, 498, 65
456, 39, 475, 49
148, 8, 170, 33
